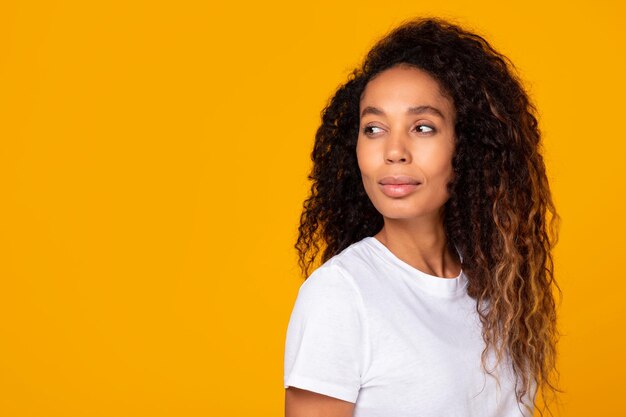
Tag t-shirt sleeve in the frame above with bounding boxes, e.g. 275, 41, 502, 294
283, 263, 368, 403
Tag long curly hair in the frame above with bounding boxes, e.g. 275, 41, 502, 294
295, 17, 560, 414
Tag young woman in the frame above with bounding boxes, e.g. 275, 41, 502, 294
284, 18, 559, 417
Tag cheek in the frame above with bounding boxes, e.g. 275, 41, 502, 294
355, 140, 372, 177
418, 144, 455, 180
355, 143, 379, 202
435, 156, 454, 180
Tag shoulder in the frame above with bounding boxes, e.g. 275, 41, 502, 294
327, 237, 382, 274
290, 238, 381, 324
300, 237, 377, 296
296, 261, 360, 311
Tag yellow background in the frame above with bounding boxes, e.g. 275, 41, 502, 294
1, 0, 624, 416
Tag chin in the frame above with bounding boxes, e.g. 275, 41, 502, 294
380, 211, 428, 221
372, 203, 426, 221
371, 197, 445, 222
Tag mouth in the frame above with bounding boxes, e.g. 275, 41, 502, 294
378, 176, 422, 198
378, 175, 421, 186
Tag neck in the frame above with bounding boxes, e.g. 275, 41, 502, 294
374, 214, 461, 278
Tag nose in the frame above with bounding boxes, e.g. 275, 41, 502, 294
384, 131, 412, 164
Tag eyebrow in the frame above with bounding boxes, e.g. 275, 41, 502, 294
360, 105, 446, 120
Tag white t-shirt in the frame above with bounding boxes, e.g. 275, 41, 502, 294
284, 236, 533, 417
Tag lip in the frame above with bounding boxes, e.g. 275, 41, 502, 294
378, 176, 422, 198
379, 175, 421, 185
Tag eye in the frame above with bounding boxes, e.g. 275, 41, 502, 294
415, 124, 435, 134
362, 125, 385, 136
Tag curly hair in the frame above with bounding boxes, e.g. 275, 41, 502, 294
295, 17, 560, 414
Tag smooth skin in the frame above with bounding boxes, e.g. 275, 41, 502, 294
357, 64, 461, 278
285, 387, 354, 417
285, 64, 461, 416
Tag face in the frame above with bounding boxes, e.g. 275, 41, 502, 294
356, 65, 456, 223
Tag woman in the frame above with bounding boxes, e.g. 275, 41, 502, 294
284, 17, 559, 417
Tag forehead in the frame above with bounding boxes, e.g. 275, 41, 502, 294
359, 65, 454, 116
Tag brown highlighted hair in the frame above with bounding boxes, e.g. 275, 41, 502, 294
296, 17, 560, 415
